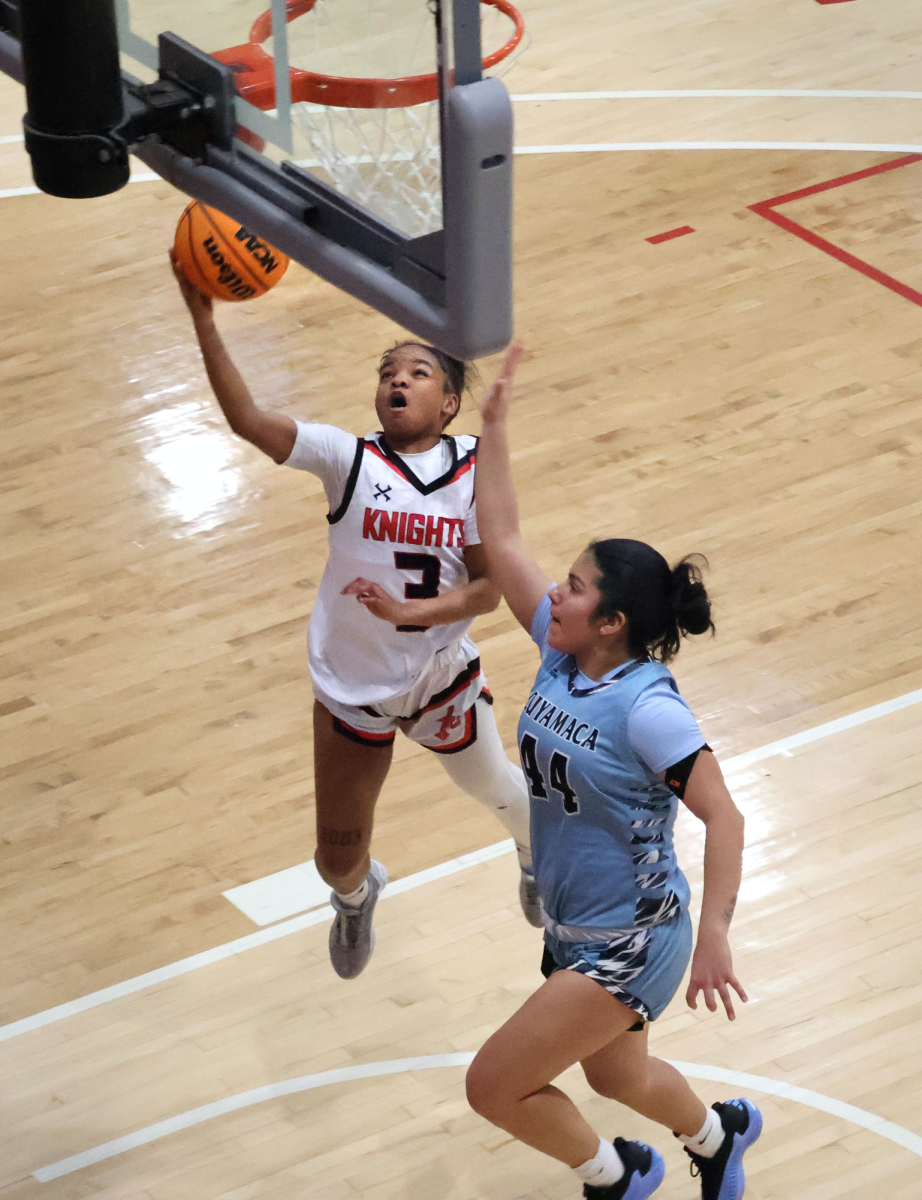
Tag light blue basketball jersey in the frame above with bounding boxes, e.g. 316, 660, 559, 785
519, 606, 694, 936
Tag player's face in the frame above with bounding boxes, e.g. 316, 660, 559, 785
546, 552, 612, 653
374, 345, 460, 447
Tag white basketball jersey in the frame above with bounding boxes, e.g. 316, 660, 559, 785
308, 433, 479, 705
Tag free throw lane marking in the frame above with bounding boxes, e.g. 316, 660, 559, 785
2, 686, 922, 1043
0, 839, 517, 1043
750, 155, 922, 309
33, 1056, 922, 1180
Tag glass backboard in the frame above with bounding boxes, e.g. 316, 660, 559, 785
2, 0, 521, 358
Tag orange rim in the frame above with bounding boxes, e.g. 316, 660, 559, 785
240, 0, 524, 110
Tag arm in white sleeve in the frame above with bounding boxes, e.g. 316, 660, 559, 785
283, 421, 363, 512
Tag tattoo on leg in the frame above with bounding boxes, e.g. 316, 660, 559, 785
723, 896, 737, 925
319, 827, 364, 847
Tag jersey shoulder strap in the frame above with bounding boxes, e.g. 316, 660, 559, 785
326, 437, 366, 525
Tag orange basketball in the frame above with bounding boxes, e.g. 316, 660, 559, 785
173, 201, 289, 302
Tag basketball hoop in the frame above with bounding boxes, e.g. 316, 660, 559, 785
213, 0, 525, 237
217, 0, 524, 110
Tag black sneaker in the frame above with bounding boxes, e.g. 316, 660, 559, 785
684, 1099, 762, 1200
583, 1138, 665, 1199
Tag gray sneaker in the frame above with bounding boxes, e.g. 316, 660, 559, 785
519, 868, 543, 928
329, 860, 388, 980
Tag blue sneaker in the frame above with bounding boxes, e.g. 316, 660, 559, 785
583, 1138, 665, 1199
684, 1099, 762, 1200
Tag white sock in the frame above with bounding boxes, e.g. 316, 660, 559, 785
335, 879, 369, 907
574, 1137, 624, 1188
678, 1106, 724, 1158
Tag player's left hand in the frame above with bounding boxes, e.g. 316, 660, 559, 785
169, 249, 213, 321
342, 578, 430, 627
685, 931, 748, 1021
479, 341, 524, 425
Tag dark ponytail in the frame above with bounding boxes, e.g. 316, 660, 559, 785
588, 540, 714, 663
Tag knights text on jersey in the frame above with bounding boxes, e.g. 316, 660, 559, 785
308, 433, 480, 705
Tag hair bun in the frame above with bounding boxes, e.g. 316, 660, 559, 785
671, 557, 713, 637
589, 539, 714, 662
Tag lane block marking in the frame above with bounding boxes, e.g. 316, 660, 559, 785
647, 225, 696, 244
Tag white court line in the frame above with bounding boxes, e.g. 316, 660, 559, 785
1, 134, 921, 205
0, 172, 161, 200
5, 88, 920, 147
5, 144, 916, 204
0, 85, 919, 185
0, 839, 517, 1044
2, 90, 919, 149
515, 141, 922, 155
32, 1055, 922, 1180
1, 686, 921, 1045
511, 89, 922, 101
224, 684, 922, 927
719, 686, 922, 772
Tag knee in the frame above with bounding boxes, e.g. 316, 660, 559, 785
465, 1058, 508, 1123
584, 1064, 646, 1106
314, 839, 366, 883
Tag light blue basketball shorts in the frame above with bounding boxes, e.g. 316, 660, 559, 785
541, 908, 693, 1023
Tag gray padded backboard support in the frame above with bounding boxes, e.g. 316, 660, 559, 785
0, 26, 22, 84
0, 0, 514, 360
136, 71, 513, 361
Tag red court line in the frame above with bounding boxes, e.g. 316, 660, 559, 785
647, 225, 695, 244
749, 154, 922, 308
815, 0, 856, 5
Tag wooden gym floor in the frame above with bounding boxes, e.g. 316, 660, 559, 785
2, 0, 922, 1196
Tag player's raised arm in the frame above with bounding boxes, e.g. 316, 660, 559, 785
475, 345, 552, 632
171, 252, 296, 464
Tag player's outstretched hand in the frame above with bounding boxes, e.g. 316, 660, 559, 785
170, 249, 213, 322
685, 931, 748, 1021
342, 578, 430, 628
480, 341, 524, 425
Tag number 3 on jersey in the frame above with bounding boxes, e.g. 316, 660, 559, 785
519, 734, 580, 814
395, 551, 441, 632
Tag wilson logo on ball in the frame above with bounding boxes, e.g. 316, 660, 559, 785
173, 201, 290, 302
201, 236, 258, 300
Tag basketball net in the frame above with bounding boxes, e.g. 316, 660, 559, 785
294, 96, 444, 238
222, 0, 524, 238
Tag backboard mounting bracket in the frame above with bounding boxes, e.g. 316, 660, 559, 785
0, 0, 20, 39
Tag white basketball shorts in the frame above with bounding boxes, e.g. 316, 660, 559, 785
312, 636, 490, 754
